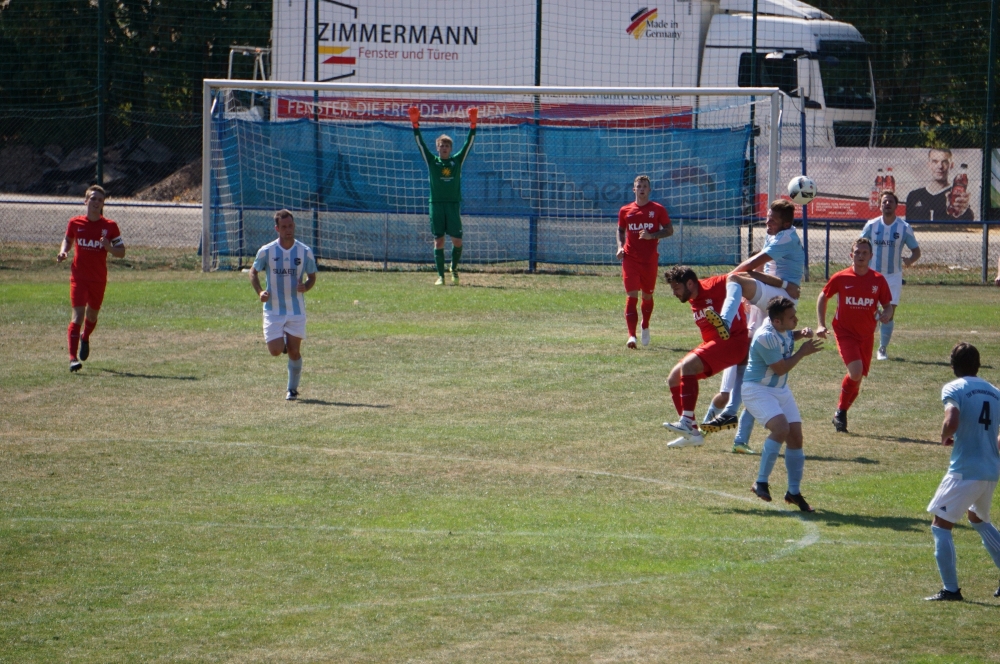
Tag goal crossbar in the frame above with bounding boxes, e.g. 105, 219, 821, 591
202, 80, 783, 271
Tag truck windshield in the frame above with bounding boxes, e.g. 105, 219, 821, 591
818, 41, 875, 110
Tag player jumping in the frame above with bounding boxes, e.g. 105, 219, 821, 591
249, 210, 318, 401
616, 175, 673, 349
745, 297, 823, 512
816, 238, 893, 433
924, 343, 1000, 601
662, 266, 750, 447
56, 185, 126, 372
860, 190, 920, 361
409, 105, 477, 286
701, 199, 803, 454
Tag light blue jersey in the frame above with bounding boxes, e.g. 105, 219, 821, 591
253, 239, 317, 316
942, 377, 1000, 481
860, 216, 918, 277
744, 320, 795, 389
760, 227, 804, 286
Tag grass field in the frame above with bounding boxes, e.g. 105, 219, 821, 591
2, 263, 1000, 662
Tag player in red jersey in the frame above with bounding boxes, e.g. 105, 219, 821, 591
56, 185, 125, 372
616, 175, 672, 349
662, 266, 750, 446
816, 238, 893, 433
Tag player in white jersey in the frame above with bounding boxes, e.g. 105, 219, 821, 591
702, 199, 804, 454
859, 190, 920, 361
925, 343, 1000, 601
249, 210, 318, 401
744, 297, 823, 511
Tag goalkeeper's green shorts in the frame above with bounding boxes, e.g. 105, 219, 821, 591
429, 202, 463, 239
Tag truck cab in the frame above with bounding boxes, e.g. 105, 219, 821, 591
698, 0, 876, 147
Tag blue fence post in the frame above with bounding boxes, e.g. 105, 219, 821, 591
528, 216, 538, 271
237, 207, 245, 270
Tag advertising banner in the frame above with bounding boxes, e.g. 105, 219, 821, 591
765, 147, 982, 221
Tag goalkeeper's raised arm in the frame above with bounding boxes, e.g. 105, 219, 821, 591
409, 106, 477, 286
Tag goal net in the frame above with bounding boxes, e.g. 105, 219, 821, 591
202, 81, 782, 271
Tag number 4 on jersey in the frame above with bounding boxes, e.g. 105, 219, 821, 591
979, 401, 992, 430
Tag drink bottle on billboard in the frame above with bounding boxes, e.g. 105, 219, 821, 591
871, 169, 883, 207
947, 164, 969, 218
883, 167, 896, 193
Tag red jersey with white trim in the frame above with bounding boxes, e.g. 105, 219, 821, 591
822, 266, 892, 340
65, 215, 123, 282
617, 201, 670, 263
689, 274, 748, 343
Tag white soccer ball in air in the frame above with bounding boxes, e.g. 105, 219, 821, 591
787, 175, 817, 206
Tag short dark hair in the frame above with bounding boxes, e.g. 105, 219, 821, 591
274, 209, 294, 224
663, 265, 698, 285
852, 237, 873, 253
950, 342, 980, 377
770, 199, 795, 226
767, 296, 795, 321
634, 174, 651, 187
880, 190, 898, 205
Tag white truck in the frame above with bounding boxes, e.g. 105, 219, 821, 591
269, 0, 875, 147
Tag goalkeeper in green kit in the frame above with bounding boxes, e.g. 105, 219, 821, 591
409, 105, 477, 285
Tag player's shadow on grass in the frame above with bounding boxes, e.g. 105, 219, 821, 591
890, 358, 993, 370
297, 398, 390, 409
719, 507, 925, 532
99, 369, 197, 381
866, 434, 938, 446
795, 455, 879, 465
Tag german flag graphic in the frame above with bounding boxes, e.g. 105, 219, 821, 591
626, 7, 658, 39
319, 46, 356, 65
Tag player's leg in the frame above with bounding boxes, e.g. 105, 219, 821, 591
67, 279, 87, 371
925, 474, 971, 600
967, 484, 1000, 577
878, 274, 903, 359
717, 273, 758, 329
622, 258, 640, 347
79, 283, 104, 362
283, 317, 306, 400
639, 262, 656, 346
447, 204, 463, 284
263, 312, 287, 357
833, 334, 868, 433
664, 353, 706, 444
778, 394, 812, 511
743, 383, 785, 501
430, 204, 447, 284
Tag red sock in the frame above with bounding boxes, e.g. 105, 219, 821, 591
67, 322, 81, 359
82, 318, 97, 341
670, 384, 683, 416
838, 374, 862, 411
625, 296, 639, 336
680, 374, 700, 414
640, 298, 654, 329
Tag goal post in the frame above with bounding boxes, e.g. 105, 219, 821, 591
202, 80, 782, 272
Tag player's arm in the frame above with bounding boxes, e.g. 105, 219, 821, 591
767, 338, 823, 376
876, 278, 895, 324
902, 246, 921, 267
453, 107, 477, 163
730, 252, 771, 275
638, 224, 673, 240
745, 269, 800, 300
57, 234, 72, 262
249, 266, 269, 303
815, 290, 831, 339
297, 271, 317, 293
941, 403, 960, 445
792, 327, 814, 341
409, 107, 433, 162
102, 234, 126, 258
616, 226, 626, 261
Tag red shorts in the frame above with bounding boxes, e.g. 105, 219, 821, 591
691, 333, 749, 377
70, 279, 107, 311
621, 256, 659, 294
835, 332, 873, 377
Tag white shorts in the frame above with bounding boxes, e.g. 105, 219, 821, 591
263, 312, 307, 343
927, 473, 997, 523
742, 381, 802, 425
883, 271, 903, 305
719, 364, 738, 393
749, 281, 798, 313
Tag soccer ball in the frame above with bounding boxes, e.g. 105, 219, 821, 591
787, 176, 817, 206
